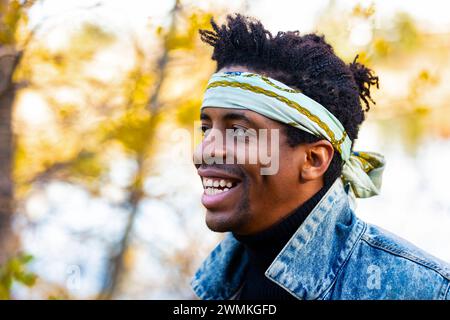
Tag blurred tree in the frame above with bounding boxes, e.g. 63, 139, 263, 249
0, 253, 36, 299
0, 0, 118, 298
97, 0, 215, 299
4, 0, 216, 299
0, 0, 36, 265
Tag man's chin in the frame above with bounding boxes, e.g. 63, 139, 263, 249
205, 210, 237, 233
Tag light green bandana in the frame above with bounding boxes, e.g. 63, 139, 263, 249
201, 71, 385, 198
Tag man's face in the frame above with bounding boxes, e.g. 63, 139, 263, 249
194, 105, 311, 235
193, 66, 332, 235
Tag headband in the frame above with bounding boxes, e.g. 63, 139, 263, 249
201, 71, 385, 199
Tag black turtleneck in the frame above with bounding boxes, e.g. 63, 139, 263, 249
233, 184, 330, 300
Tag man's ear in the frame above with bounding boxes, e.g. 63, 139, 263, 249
300, 140, 334, 181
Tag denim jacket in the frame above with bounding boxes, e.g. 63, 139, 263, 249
191, 178, 450, 300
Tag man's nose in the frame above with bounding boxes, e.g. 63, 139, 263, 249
193, 128, 227, 164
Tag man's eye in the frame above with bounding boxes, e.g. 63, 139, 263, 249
200, 125, 211, 135
233, 126, 247, 136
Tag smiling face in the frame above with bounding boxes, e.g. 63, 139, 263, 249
194, 66, 334, 235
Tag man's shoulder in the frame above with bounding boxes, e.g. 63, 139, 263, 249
360, 222, 450, 280
331, 219, 450, 299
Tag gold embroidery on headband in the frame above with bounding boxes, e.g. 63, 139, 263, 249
220, 73, 300, 93
244, 74, 300, 93
354, 156, 374, 173
207, 80, 348, 154
353, 151, 382, 173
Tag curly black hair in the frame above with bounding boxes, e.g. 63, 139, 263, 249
199, 14, 379, 186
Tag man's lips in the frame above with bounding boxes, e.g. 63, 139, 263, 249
197, 168, 242, 208
197, 167, 243, 182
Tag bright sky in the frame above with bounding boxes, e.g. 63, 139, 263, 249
251, 0, 450, 32
29, 0, 450, 34
25, 0, 450, 56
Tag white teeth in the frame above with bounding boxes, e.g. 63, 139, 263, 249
204, 187, 232, 195
202, 177, 237, 192
202, 178, 213, 187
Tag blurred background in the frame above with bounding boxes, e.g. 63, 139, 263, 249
0, 0, 449, 299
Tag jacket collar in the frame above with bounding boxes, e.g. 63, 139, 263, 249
191, 178, 365, 300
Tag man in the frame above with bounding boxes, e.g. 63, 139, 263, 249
191, 14, 450, 300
